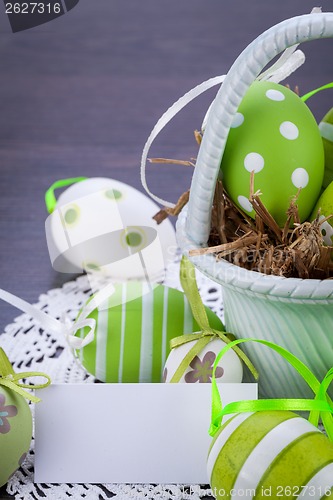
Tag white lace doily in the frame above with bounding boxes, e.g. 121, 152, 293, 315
0, 255, 224, 500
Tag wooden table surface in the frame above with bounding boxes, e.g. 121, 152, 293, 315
0, 0, 332, 497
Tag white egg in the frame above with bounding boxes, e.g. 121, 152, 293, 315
45, 178, 177, 281
163, 335, 243, 383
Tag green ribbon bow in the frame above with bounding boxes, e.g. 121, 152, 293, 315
168, 257, 258, 383
0, 348, 51, 404
209, 338, 333, 442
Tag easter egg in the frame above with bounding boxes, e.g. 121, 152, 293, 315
45, 177, 177, 280
75, 282, 222, 383
0, 387, 32, 487
311, 181, 333, 246
163, 335, 243, 383
220, 81, 324, 227
319, 107, 333, 189
207, 411, 333, 499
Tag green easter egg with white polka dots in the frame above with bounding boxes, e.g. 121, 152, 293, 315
221, 81, 324, 227
207, 411, 333, 499
311, 180, 333, 246
75, 282, 223, 383
319, 107, 333, 189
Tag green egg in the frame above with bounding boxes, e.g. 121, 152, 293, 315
75, 282, 223, 383
221, 81, 324, 227
319, 107, 333, 189
311, 180, 333, 246
207, 411, 333, 499
0, 387, 32, 487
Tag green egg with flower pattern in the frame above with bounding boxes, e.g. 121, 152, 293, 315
0, 386, 32, 487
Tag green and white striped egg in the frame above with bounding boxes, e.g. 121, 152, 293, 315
207, 411, 333, 499
163, 336, 243, 383
75, 282, 223, 383
319, 107, 333, 189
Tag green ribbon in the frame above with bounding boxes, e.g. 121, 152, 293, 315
301, 81, 333, 102
180, 255, 217, 332
0, 348, 51, 404
45, 177, 88, 214
169, 257, 258, 383
209, 338, 333, 442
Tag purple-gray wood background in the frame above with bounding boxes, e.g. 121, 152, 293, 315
0, 1, 332, 497
0, 0, 331, 330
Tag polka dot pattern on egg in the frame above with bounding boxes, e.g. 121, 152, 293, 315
231, 113, 244, 128
320, 218, 333, 246
266, 89, 285, 101
244, 152, 265, 173
220, 80, 324, 226
310, 182, 333, 246
291, 168, 309, 189
105, 189, 122, 200
64, 207, 79, 225
84, 262, 101, 272
125, 231, 143, 247
120, 227, 146, 251
279, 121, 299, 140
237, 195, 253, 213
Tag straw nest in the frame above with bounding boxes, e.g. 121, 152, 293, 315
151, 131, 333, 280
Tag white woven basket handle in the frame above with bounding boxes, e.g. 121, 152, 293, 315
186, 12, 333, 245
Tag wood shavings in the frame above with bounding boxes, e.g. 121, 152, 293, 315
153, 190, 190, 224
190, 180, 333, 279
149, 158, 196, 167
194, 130, 202, 145
150, 114, 332, 279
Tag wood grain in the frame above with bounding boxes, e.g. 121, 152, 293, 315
0, 0, 331, 328
0, 0, 331, 493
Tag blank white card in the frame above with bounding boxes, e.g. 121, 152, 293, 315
35, 383, 257, 484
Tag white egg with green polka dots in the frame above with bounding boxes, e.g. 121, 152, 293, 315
220, 81, 325, 227
46, 178, 177, 280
